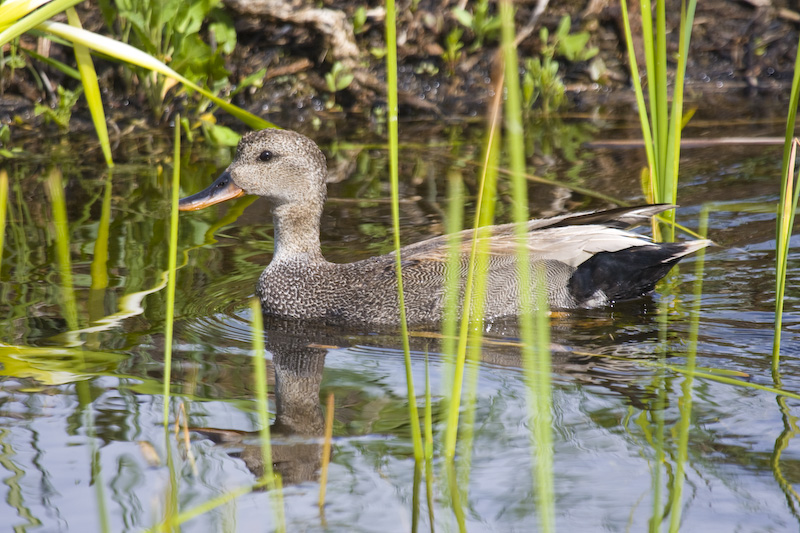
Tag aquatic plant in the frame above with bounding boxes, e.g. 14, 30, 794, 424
500, 1, 554, 529
773, 32, 800, 366
0, 0, 271, 160
385, 0, 424, 470
98, 0, 240, 124
451, 0, 500, 52
522, 15, 598, 116
620, 0, 697, 238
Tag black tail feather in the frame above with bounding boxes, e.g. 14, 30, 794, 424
568, 243, 694, 305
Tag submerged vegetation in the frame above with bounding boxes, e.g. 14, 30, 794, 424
1, 0, 800, 532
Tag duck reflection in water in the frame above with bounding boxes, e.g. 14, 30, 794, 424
193, 316, 330, 486
191, 299, 673, 486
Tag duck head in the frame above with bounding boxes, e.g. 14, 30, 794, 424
179, 129, 328, 211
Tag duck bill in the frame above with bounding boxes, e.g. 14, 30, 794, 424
179, 171, 245, 211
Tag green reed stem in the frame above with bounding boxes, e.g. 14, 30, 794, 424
653, 0, 667, 184
319, 393, 334, 509
663, 0, 697, 238
0, 170, 7, 275
150, 479, 271, 532
90, 171, 112, 291
412, 459, 422, 533
770, 416, 800, 514
620, 0, 655, 185
773, 139, 797, 373
621, 0, 696, 239
46, 168, 79, 331
162, 117, 181, 428
65, 7, 113, 168
443, 72, 503, 462
88, 170, 113, 329
163, 431, 179, 531
385, 0, 423, 461
424, 353, 436, 532
500, 2, 554, 530
648, 329, 668, 531
668, 207, 707, 532
441, 134, 466, 396
451, 120, 499, 495
772, 30, 800, 371
445, 461, 467, 533
249, 298, 286, 531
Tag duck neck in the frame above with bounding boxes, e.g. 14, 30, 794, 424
271, 201, 325, 264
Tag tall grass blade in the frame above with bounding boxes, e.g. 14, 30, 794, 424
249, 298, 286, 531
648, 374, 667, 532
441, 136, 465, 396
424, 353, 436, 532
0, 170, 7, 274
88, 170, 113, 323
499, 2, 554, 530
46, 167, 78, 331
65, 7, 113, 167
653, 0, 667, 185
662, 0, 698, 238
619, 0, 655, 189
773, 31, 800, 369
445, 461, 467, 533
162, 431, 180, 531
450, 98, 501, 498
21, 46, 81, 79
150, 481, 268, 532
385, 0, 423, 462
668, 206, 708, 532
773, 139, 798, 370
621, 0, 696, 239
162, 119, 181, 428
443, 74, 503, 462
319, 393, 334, 510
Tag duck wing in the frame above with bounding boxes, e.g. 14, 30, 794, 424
395, 205, 709, 309
397, 204, 677, 264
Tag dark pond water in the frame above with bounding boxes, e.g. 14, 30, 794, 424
2, 110, 800, 532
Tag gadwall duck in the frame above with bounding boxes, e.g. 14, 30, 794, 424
179, 129, 710, 326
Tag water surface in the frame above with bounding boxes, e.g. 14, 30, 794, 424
1, 114, 799, 532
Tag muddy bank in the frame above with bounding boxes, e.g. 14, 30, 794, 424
229, 0, 800, 117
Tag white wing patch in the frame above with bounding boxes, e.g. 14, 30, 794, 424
513, 225, 655, 267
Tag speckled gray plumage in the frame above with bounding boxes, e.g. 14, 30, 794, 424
193, 129, 710, 326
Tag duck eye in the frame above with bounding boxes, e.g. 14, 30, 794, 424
259, 150, 273, 162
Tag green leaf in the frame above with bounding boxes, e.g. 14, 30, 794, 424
451, 7, 473, 28
353, 6, 367, 33
556, 15, 571, 39
23, 47, 80, 79
209, 10, 237, 55
66, 7, 113, 167
336, 72, 354, 91
205, 123, 241, 146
